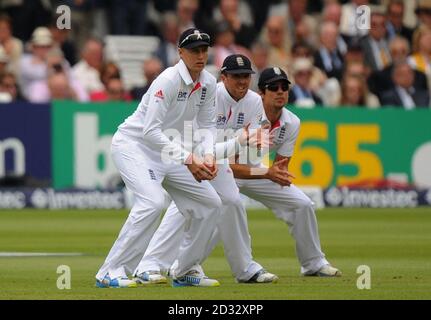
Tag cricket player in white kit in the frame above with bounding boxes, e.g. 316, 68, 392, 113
230, 67, 341, 277
134, 54, 279, 284
95, 28, 223, 288
135, 66, 341, 280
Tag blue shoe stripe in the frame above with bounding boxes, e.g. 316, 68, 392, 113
96, 280, 109, 288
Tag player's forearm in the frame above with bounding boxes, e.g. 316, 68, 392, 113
215, 137, 241, 160
230, 164, 269, 179
142, 128, 191, 163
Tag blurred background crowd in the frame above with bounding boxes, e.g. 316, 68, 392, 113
0, 0, 431, 109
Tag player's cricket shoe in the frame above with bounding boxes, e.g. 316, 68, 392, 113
172, 270, 220, 287
239, 269, 279, 283
95, 275, 137, 288
306, 265, 342, 277
134, 271, 167, 285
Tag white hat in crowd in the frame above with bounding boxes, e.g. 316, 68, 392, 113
31, 27, 53, 46
292, 58, 313, 75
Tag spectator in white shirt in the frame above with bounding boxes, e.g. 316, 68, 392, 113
72, 37, 104, 95
18, 26, 54, 100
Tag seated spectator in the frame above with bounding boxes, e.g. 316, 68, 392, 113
47, 72, 78, 101
72, 37, 104, 95
0, 45, 10, 75
99, 61, 121, 88
314, 22, 344, 81
339, 74, 380, 108
155, 12, 180, 69
0, 14, 23, 76
345, 60, 369, 79
18, 26, 54, 99
27, 48, 88, 103
286, 0, 318, 49
291, 41, 328, 96
211, 21, 250, 69
213, 0, 255, 48
343, 43, 366, 67
49, 16, 77, 66
369, 36, 428, 98
177, 0, 199, 33
90, 77, 131, 102
131, 57, 163, 101
414, 0, 431, 34
380, 61, 430, 109
408, 25, 431, 91
288, 58, 323, 108
0, 71, 24, 102
264, 15, 291, 73
250, 41, 269, 92
386, 0, 414, 44
321, 1, 348, 55
359, 11, 392, 72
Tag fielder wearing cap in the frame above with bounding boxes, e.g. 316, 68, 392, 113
96, 27, 224, 288
178, 28, 211, 49
227, 66, 341, 278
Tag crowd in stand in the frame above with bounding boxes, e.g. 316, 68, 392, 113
0, 0, 430, 109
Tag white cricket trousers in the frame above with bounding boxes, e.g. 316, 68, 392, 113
135, 165, 263, 282
235, 178, 329, 274
95, 132, 222, 280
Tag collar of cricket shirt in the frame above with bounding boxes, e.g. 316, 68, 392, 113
261, 109, 287, 131
178, 59, 208, 95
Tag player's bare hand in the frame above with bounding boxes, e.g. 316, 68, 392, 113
186, 154, 217, 182
203, 154, 218, 178
265, 158, 295, 186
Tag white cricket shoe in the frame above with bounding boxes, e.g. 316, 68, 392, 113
95, 275, 137, 288
239, 269, 279, 283
172, 270, 220, 287
134, 270, 167, 285
306, 265, 342, 277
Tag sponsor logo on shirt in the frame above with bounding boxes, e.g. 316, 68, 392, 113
148, 169, 157, 180
177, 91, 187, 101
154, 90, 164, 99
217, 113, 227, 127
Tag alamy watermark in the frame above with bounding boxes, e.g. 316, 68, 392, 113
56, 5, 71, 30
356, 5, 371, 30
356, 265, 371, 290
56, 265, 71, 290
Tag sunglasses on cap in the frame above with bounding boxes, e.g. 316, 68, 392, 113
179, 32, 210, 47
266, 82, 289, 92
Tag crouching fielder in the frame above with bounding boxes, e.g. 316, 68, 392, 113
95, 28, 222, 288
228, 67, 341, 276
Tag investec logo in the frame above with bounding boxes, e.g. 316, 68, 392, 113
0, 138, 25, 177
74, 113, 116, 188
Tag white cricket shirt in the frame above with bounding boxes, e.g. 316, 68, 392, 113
261, 107, 300, 158
118, 59, 217, 163
213, 82, 263, 160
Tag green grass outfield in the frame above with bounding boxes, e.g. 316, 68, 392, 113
0, 208, 430, 300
